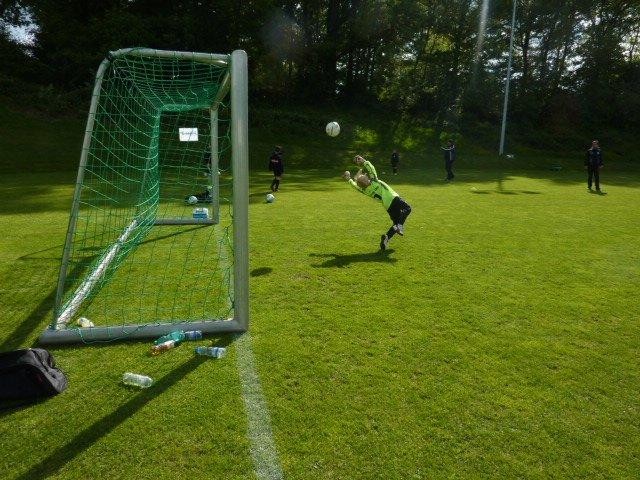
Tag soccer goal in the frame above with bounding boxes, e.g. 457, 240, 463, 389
39, 48, 249, 345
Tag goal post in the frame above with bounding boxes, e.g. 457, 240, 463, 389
40, 48, 249, 345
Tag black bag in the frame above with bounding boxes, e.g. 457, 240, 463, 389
0, 348, 68, 404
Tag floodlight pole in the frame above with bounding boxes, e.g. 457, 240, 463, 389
499, 0, 517, 156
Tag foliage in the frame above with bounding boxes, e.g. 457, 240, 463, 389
1, 0, 639, 152
0, 102, 83, 174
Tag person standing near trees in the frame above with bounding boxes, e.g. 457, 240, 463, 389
268, 145, 284, 192
441, 139, 456, 181
585, 140, 603, 193
391, 149, 400, 175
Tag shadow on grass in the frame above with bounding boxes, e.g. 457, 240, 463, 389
13, 332, 238, 479
310, 249, 397, 268
0, 397, 50, 414
494, 178, 543, 195
251, 267, 273, 276
0, 291, 53, 352
2, 226, 212, 352
140, 225, 212, 246
17, 243, 64, 261
0, 170, 79, 215
0, 252, 97, 352
4, 164, 636, 219
249, 191, 272, 204
249, 164, 640, 194
470, 189, 542, 195
13, 356, 206, 480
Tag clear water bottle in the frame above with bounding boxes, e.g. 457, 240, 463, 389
184, 330, 203, 341
150, 340, 176, 356
122, 372, 153, 388
195, 346, 226, 358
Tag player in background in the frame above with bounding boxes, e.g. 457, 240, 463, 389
585, 140, 604, 193
343, 155, 412, 251
441, 139, 456, 181
269, 145, 284, 192
391, 149, 400, 175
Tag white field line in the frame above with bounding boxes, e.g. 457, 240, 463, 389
212, 222, 283, 479
235, 332, 284, 480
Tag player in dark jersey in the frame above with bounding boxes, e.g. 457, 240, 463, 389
268, 146, 284, 192
584, 140, 603, 192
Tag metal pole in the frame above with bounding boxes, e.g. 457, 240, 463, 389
54, 57, 110, 325
210, 108, 220, 224
230, 50, 249, 332
109, 48, 230, 66
499, 0, 517, 156
40, 319, 245, 345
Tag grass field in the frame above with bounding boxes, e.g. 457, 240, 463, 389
1, 162, 639, 478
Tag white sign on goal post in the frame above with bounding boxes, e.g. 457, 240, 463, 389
179, 127, 199, 141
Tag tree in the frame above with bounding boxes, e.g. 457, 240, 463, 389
0, 1, 39, 90
2, 0, 639, 144
575, 0, 636, 128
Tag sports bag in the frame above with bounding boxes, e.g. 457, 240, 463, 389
0, 348, 68, 403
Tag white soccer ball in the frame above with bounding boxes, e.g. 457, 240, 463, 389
266, 193, 275, 203
326, 121, 340, 137
187, 195, 198, 205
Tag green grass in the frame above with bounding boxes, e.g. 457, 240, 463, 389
0, 103, 83, 173
1, 164, 639, 479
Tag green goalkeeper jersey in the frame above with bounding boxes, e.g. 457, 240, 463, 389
348, 177, 398, 209
361, 160, 378, 179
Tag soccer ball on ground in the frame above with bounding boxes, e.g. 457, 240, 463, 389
186, 195, 198, 205
266, 193, 275, 203
326, 121, 340, 137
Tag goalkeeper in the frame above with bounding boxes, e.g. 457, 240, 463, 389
343, 155, 412, 251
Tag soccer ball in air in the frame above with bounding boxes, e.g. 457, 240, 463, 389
266, 193, 275, 203
326, 121, 340, 137
186, 195, 198, 205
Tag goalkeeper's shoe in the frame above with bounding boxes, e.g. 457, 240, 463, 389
380, 234, 389, 251
393, 224, 404, 236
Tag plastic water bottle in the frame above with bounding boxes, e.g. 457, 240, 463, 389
122, 372, 153, 388
195, 346, 226, 358
154, 330, 202, 345
184, 330, 203, 341
154, 330, 186, 345
150, 340, 176, 356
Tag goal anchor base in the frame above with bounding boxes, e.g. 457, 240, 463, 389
39, 318, 246, 345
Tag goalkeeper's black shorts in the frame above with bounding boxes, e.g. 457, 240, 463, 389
387, 196, 411, 225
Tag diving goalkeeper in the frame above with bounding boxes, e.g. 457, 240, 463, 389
343, 155, 412, 251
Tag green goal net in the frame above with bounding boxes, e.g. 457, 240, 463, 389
40, 48, 249, 345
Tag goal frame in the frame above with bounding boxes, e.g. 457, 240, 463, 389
39, 48, 249, 345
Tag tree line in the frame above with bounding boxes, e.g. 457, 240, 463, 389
1, 0, 639, 140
